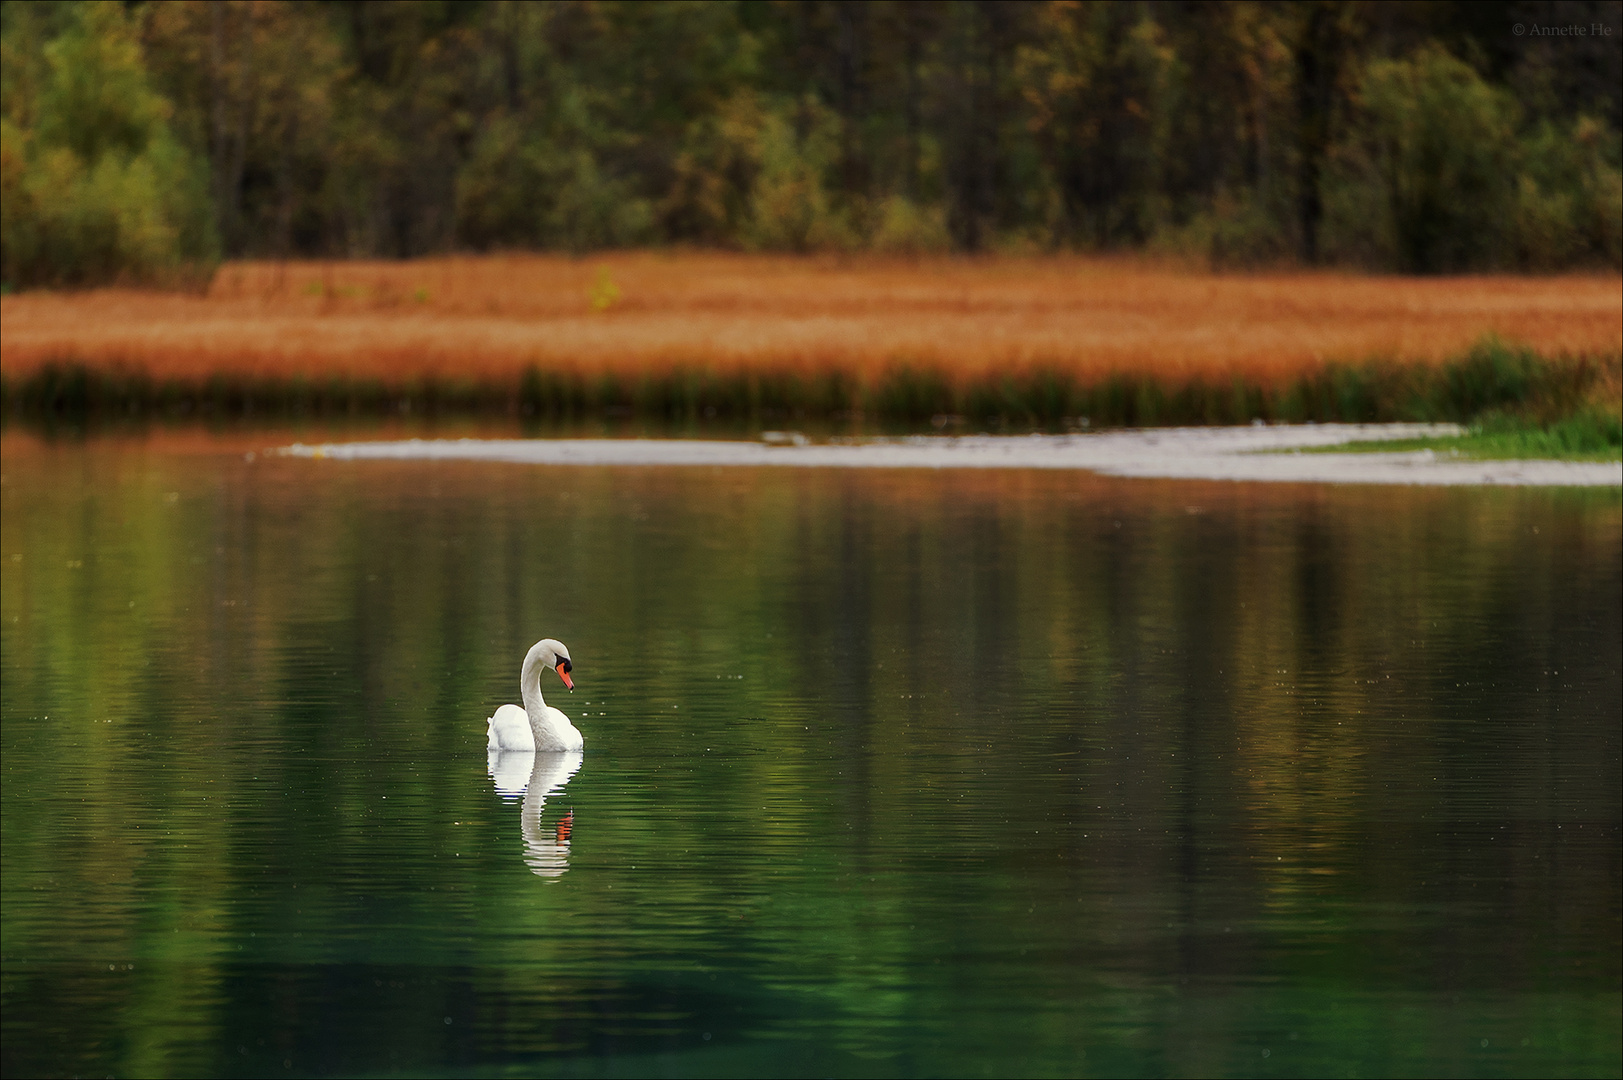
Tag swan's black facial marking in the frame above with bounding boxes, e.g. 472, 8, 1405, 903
556, 657, 572, 674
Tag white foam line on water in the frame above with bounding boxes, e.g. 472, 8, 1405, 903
277, 424, 1622, 487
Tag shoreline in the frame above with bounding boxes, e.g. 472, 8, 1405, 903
7, 342, 1618, 431
277, 426, 1623, 487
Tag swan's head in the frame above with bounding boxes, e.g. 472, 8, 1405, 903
537, 638, 574, 690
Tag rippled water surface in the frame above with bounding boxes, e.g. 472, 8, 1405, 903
2, 432, 1619, 1078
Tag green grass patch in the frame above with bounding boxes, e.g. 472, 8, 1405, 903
1306, 411, 1622, 461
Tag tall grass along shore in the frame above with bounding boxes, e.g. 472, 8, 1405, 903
2, 256, 1618, 436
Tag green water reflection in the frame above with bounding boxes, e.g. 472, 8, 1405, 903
2, 434, 1619, 1078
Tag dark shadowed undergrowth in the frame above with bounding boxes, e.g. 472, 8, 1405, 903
3, 338, 1618, 448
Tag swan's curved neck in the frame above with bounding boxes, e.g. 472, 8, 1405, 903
520, 653, 549, 722
520, 648, 571, 747
522, 656, 548, 714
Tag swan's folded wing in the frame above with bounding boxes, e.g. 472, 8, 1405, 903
488, 703, 535, 751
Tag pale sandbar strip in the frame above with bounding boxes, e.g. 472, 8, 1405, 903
279, 425, 1621, 487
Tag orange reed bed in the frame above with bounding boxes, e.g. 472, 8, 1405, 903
3, 253, 1619, 388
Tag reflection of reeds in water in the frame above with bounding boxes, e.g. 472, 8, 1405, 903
2, 254, 1618, 424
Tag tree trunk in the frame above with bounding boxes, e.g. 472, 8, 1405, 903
1294, 2, 1344, 265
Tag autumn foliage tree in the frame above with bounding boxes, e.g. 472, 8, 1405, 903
1, 0, 1618, 287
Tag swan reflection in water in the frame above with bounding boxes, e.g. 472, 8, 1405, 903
488, 749, 582, 878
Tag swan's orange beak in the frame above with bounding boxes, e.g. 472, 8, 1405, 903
556, 665, 573, 690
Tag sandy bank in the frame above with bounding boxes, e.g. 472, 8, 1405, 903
279, 425, 1621, 486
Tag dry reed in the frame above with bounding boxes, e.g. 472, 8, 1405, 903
3, 253, 1617, 383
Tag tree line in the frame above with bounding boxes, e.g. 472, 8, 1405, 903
2, 0, 1619, 288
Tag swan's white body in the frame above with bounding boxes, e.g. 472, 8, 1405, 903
487, 702, 579, 752
486, 638, 582, 752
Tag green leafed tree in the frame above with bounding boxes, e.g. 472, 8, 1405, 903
1, 0, 216, 288
3, 0, 1620, 282
1362, 46, 1521, 273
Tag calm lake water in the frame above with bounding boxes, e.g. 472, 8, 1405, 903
2, 431, 1619, 1078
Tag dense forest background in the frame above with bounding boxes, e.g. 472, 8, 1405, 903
2, 0, 1620, 288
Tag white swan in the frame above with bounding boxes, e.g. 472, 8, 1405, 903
486, 638, 582, 752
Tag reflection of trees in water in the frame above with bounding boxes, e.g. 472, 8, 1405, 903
489, 750, 581, 879
5, 450, 1620, 1072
